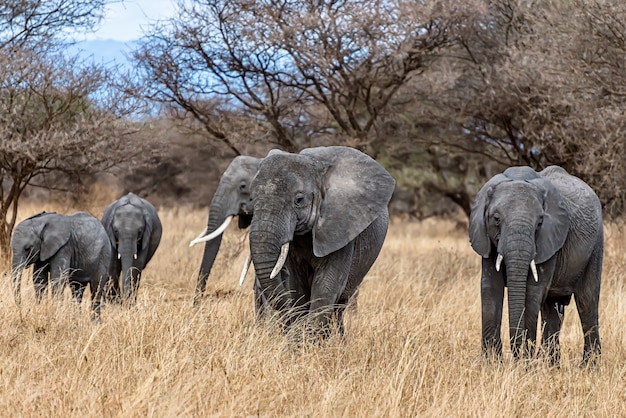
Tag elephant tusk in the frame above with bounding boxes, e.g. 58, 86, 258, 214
530, 259, 538, 282
270, 242, 290, 280
189, 216, 233, 247
133, 253, 137, 260
118, 253, 121, 260
495, 253, 503, 272
239, 252, 252, 286
189, 226, 208, 247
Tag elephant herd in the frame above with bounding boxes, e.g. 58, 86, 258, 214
9, 146, 605, 367
11, 193, 162, 320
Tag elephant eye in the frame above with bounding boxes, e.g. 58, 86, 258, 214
493, 213, 501, 226
294, 193, 305, 207
239, 182, 247, 191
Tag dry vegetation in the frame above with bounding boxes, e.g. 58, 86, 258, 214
0, 202, 625, 416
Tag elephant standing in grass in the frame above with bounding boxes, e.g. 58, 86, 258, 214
101, 193, 162, 304
469, 166, 603, 366
11, 211, 111, 320
249, 146, 395, 336
189, 156, 262, 305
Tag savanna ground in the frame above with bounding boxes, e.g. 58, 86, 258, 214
1, 201, 626, 417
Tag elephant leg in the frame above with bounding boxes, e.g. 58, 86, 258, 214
480, 258, 504, 358
308, 243, 353, 336
69, 280, 87, 304
575, 246, 603, 367
49, 256, 70, 300
90, 273, 108, 323
333, 303, 349, 336
541, 299, 564, 365
32, 260, 50, 302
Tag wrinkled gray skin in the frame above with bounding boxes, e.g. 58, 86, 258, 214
101, 193, 162, 304
192, 156, 263, 305
249, 146, 395, 335
11, 211, 112, 320
469, 166, 603, 366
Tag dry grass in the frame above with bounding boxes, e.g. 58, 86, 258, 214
1, 203, 626, 417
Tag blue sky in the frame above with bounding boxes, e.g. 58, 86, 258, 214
70, 0, 177, 65
79, 0, 177, 42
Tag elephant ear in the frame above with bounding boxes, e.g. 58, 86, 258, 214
301, 146, 395, 258
101, 203, 118, 250
141, 204, 157, 253
529, 177, 570, 263
40, 215, 71, 261
469, 173, 511, 258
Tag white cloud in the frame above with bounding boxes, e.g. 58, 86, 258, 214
82, 0, 177, 41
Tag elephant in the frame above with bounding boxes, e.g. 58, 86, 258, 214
469, 165, 603, 366
248, 146, 395, 335
11, 211, 112, 320
189, 156, 263, 305
101, 193, 162, 303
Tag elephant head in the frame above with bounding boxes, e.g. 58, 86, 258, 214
249, 146, 395, 311
101, 193, 162, 301
469, 166, 570, 356
11, 212, 70, 304
189, 156, 263, 304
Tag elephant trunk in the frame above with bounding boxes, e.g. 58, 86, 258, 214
194, 197, 228, 304
501, 226, 535, 359
249, 214, 293, 312
118, 237, 139, 301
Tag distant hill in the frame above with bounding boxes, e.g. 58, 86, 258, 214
66, 39, 138, 68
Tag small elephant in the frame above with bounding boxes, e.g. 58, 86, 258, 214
11, 211, 112, 320
249, 146, 395, 335
469, 166, 603, 365
101, 193, 162, 303
189, 156, 263, 305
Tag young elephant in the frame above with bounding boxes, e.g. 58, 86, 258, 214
11, 211, 112, 320
101, 193, 162, 303
469, 166, 603, 366
189, 156, 263, 305
249, 146, 395, 335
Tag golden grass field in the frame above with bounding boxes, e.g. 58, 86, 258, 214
1, 201, 626, 417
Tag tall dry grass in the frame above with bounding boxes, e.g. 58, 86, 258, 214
1, 202, 626, 417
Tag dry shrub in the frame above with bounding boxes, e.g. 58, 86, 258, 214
0, 203, 625, 416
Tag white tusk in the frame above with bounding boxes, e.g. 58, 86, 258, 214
133, 253, 137, 260
495, 253, 503, 272
118, 253, 121, 260
189, 227, 208, 247
270, 242, 290, 280
530, 259, 538, 282
239, 252, 252, 286
189, 216, 233, 247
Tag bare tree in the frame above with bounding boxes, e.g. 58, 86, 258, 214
133, 0, 478, 155
0, 0, 144, 257
430, 0, 626, 216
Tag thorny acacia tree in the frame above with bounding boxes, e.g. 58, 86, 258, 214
430, 0, 626, 216
133, 0, 478, 155
135, 0, 626, 217
0, 0, 143, 257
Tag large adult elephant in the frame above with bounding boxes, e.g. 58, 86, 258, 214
469, 166, 603, 366
249, 146, 395, 335
11, 211, 111, 320
101, 193, 162, 304
189, 156, 262, 305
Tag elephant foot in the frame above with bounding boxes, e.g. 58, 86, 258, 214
579, 352, 601, 370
